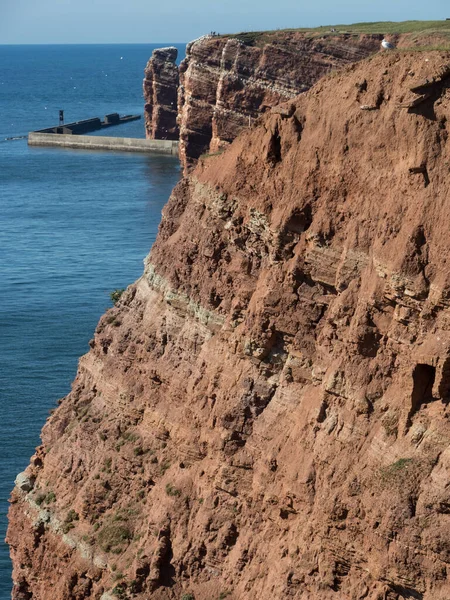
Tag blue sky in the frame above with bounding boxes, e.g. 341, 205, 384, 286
0, 0, 448, 44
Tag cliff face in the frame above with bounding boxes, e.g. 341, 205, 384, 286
177, 32, 382, 169
8, 51, 450, 600
143, 47, 179, 141
144, 32, 381, 170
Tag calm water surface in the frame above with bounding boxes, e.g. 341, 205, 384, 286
0, 43, 184, 598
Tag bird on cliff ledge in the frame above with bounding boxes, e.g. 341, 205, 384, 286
381, 38, 395, 50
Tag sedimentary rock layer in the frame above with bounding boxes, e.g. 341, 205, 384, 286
177, 32, 381, 169
144, 47, 179, 140
8, 52, 450, 600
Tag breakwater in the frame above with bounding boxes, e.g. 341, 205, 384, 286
28, 132, 179, 154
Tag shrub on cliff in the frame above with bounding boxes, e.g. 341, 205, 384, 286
166, 483, 181, 497
97, 523, 132, 553
112, 583, 127, 599
110, 288, 125, 305
45, 491, 56, 504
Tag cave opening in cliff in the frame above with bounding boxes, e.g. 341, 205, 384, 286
285, 205, 312, 234
267, 126, 282, 164
411, 363, 436, 414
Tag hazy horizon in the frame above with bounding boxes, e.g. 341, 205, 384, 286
0, 42, 188, 46
1, 0, 448, 45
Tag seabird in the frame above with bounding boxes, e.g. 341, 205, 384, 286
381, 38, 395, 50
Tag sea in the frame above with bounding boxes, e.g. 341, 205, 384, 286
0, 43, 185, 598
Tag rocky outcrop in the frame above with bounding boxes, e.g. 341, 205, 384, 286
143, 47, 179, 140
177, 32, 382, 169
8, 51, 450, 600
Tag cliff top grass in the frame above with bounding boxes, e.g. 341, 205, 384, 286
297, 20, 450, 34
224, 20, 450, 47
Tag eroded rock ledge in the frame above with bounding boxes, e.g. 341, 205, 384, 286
8, 51, 450, 600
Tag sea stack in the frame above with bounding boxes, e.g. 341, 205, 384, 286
144, 47, 180, 140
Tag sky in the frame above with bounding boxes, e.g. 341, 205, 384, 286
0, 0, 449, 44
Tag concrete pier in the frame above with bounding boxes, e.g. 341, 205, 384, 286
28, 132, 179, 155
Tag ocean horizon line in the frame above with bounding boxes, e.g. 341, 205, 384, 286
0, 41, 188, 47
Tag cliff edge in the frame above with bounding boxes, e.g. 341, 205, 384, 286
8, 51, 450, 600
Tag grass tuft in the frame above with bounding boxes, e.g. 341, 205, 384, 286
97, 523, 133, 553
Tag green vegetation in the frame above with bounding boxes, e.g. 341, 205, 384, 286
165, 483, 182, 497
35, 493, 46, 506
121, 430, 139, 443
62, 508, 79, 533
97, 523, 133, 553
110, 288, 125, 305
222, 20, 450, 47
160, 461, 171, 474
387, 458, 413, 472
34, 489, 56, 507
314, 20, 450, 34
112, 583, 127, 599
106, 314, 122, 326
199, 149, 226, 159
227, 31, 267, 45
45, 491, 56, 504
62, 522, 75, 534
112, 508, 135, 522
102, 457, 112, 473
380, 458, 415, 483
66, 509, 79, 522
181, 594, 195, 600
199, 149, 227, 160
286, 20, 447, 35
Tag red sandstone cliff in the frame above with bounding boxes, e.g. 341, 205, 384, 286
8, 51, 450, 600
144, 32, 382, 170
177, 32, 382, 169
144, 47, 179, 141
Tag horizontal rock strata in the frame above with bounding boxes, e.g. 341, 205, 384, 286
8, 51, 450, 600
144, 47, 179, 140
177, 32, 382, 170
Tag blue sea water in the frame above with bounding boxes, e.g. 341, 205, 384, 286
0, 43, 185, 598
